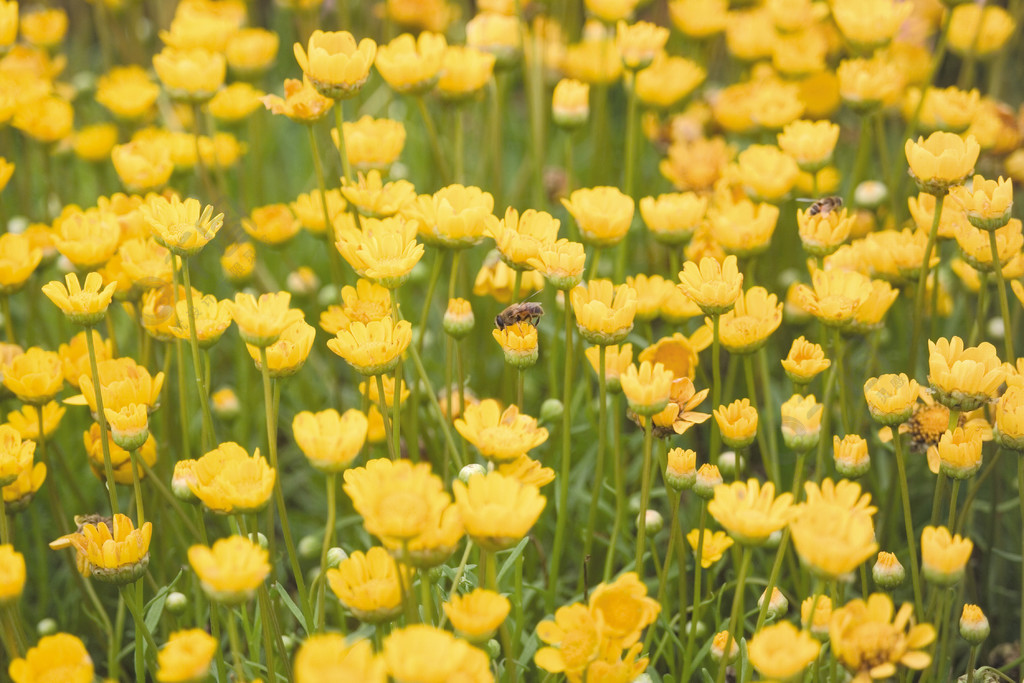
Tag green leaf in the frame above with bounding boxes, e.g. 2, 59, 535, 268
145, 570, 183, 635
274, 582, 309, 634
497, 537, 530, 585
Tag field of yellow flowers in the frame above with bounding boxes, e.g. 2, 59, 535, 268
1, 0, 1024, 681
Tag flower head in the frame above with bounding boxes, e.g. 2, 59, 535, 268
229, 292, 304, 348
620, 361, 674, 417
928, 337, 1006, 411
374, 32, 446, 94
782, 336, 830, 385
561, 186, 635, 248
3, 347, 63, 405
686, 528, 733, 568
492, 322, 539, 369
708, 479, 795, 545
327, 546, 412, 623
0, 544, 25, 605
294, 30, 376, 99
343, 458, 450, 545
781, 393, 823, 451
292, 409, 368, 472
294, 635, 386, 683
678, 255, 744, 315
905, 132, 980, 195
188, 442, 275, 515
921, 525, 973, 585
261, 78, 334, 123
748, 621, 820, 680
156, 629, 218, 683
830, 593, 935, 681
383, 625, 493, 683
9, 633, 93, 683
51, 513, 152, 584
455, 400, 548, 463
589, 572, 660, 648
328, 316, 411, 376
443, 588, 511, 642
188, 535, 270, 604
453, 471, 545, 551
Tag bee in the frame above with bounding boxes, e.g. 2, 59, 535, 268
495, 301, 545, 331
799, 195, 844, 217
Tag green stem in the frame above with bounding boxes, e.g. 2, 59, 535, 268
0, 296, 12, 344
374, 373, 397, 460
307, 124, 344, 293
711, 314, 722, 466
332, 100, 354, 183
833, 328, 852, 434
406, 342, 463, 469
224, 605, 247, 683
1019, 457, 1024, 661
971, 273, 989, 346
121, 582, 158, 667
910, 192, 945, 375
604, 396, 625, 582
582, 345, 607, 587
453, 104, 465, 183
85, 324, 119, 515
317, 472, 337, 632
129, 449, 145, 526
894, 434, 925, 618
758, 347, 780, 466
846, 114, 873, 204
955, 447, 1002, 533
135, 456, 202, 538
416, 250, 445, 351
635, 414, 655, 573
715, 547, 751, 683
989, 229, 1016, 362
754, 529, 791, 632
0, 499, 7, 545
948, 479, 960, 530
549, 295, 574, 611
682, 503, 707, 681
258, 346, 313, 631
744, 354, 776, 487
931, 470, 947, 527
415, 95, 451, 186
180, 259, 215, 451
966, 645, 979, 683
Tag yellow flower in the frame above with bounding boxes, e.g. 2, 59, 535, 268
639, 192, 706, 245
40, 270, 115, 327
437, 45, 496, 99
832, 0, 912, 51
801, 595, 832, 639
905, 131, 980, 195
620, 361, 674, 417
792, 268, 873, 328
2, 347, 62, 405
455, 400, 548, 463
340, 169, 414, 217
950, 175, 1013, 231
188, 442, 276, 515
8, 633, 94, 683
492, 321, 539, 369
781, 336, 830, 385
686, 528, 733, 568
996, 385, 1024, 450
343, 458, 450, 544
615, 20, 668, 70
229, 291, 304, 348
791, 499, 878, 578
261, 77, 334, 124
588, 571, 660, 648
374, 32, 447, 94
383, 625, 493, 683
466, 11, 521, 66
335, 216, 424, 288
959, 604, 991, 645
715, 286, 782, 354
836, 56, 902, 114
83, 424, 157, 486
660, 136, 732, 193
72, 123, 118, 163
12, 95, 73, 144
189, 535, 270, 604
169, 294, 232, 348
294, 30, 376, 99
55, 513, 152, 583
586, 0, 639, 23
570, 280, 637, 345
156, 629, 218, 683
646, 376, 711, 437
863, 373, 920, 425
948, 4, 1016, 58
246, 317, 315, 377
498, 455, 555, 488
0, 158, 13, 193
292, 409, 368, 472
153, 47, 225, 102
52, 208, 121, 270
328, 316, 410, 376
732, 144, 799, 203
535, 603, 601, 678
140, 195, 224, 257
928, 427, 984, 479
552, 78, 589, 128
221, 241, 256, 284
669, 0, 727, 37
488, 207, 560, 270
928, 337, 1006, 411
79, 356, 164, 415
6, 402, 64, 442
0, 544, 25, 605
714, 398, 758, 449
327, 546, 412, 623
706, 197, 779, 258
748, 621, 821, 680
708, 478, 795, 545
242, 203, 302, 247
635, 53, 705, 109
528, 238, 586, 291
831, 593, 935, 681
0, 425, 34, 488
0, 233, 41, 295
294, 635, 387, 683
561, 186, 634, 248
405, 184, 495, 249
834, 434, 871, 478
584, 343, 633, 393
453, 471, 545, 551
95, 66, 161, 121
780, 393, 823, 451
921, 525, 973, 587
955, 218, 1024, 272
778, 119, 840, 172
225, 27, 279, 78
639, 329, 710, 381
111, 140, 174, 192
798, 206, 854, 258
678, 254, 744, 315
207, 82, 264, 125
443, 588, 511, 642
903, 86, 980, 135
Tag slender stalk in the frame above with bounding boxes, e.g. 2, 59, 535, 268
120, 582, 158, 667
548, 295, 574, 611
582, 345, 607, 587
965, 645, 979, 683
332, 101, 354, 184
453, 104, 465, 183
758, 347, 780, 465
710, 314, 722, 465
971, 273, 989, 346
910, 192, 945, 375
306, 124, 344, 292
989, 230, 1016, 362
931, 471, 947, 527
894, 434, 925, 618
85, 324, 120, 515
129, 450, 144, 526
604, 396, 625, 581
1019, 457, 1024, 663
415, 95, 451, 185
0, 499, 7, 545
406, 343, 464, 469
682, 503, 707, 680
715, 547, 752, 683
744, 355, 776, 487
258, 346, 313, 630
0, 296, 12, 344
833, 328, 852, 434
634, 415, 655, 574
755, 529, 791, 632
846, 114, 873, 203
317, 472, 337, 632
416, 250, 445, 351
225, 605, 248, 683
374, 373, 397, 460
948, 479, 961, 530
180, 260, 216, 451
955, 447, 1002, 533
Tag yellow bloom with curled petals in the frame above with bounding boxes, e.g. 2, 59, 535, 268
83, 424, 157, 486
0, 424, 34, 488
294, 635, 387, 683
0, 233, 41, 295
188, 442, 275, 515
141, 195, 225, 258
6, 402, 64, 442
955, 219, 1023, 272
0, 544, 25, 605
571, 279, 637, 345
535, 603, 601, 678
714, 398, 758, 449
95, 66, 160, 122
732, 144, 799, 203
335, 216, 424, 288
782, 336, 830, 384
635, 54, 705, 110
528, 238, 586, 291
793, 268, 873, 328
615, 20, 668, 70
799, 206, 854, 258
584, 343, 633, 392
921, 525, 973, 586
328, 316, 411, 376
453, 471, 546, 551
686, 528, 733, 568
52, 208, 121, 270
748, 621, 820, 680
261, 78, 333, 124
708, 197, 779, 257
405, 184, 495, 250
12, 95, 72, 144
242, 203, 301, 247
42, 272, 115, 327
586, 0, 639, 23
948, 4, 1016, 58
561, 186, 634, 248
678, 254, 744, 315
669, 0, 727, 37
929, 427, 984, 479
343, 458, 450, 544
589, 572, 660, 648
639, 330, 710, 381
111, 139, 174, 193
455, 399, 548, 463
837, 56, 902, 114
8, 633, 94, 683
493, 321, 539, 368
292, 408, 368, 472
715, 286, 782, 354
170, 294, 231, 348
374, 32, 447, 94
225, 27, 279, 78
778, 119, 840, 172
327, 546, 412, 623
781, 393, 823, 451
498, 455, 555, 488
340, 169, 414, 218
229, 291, 304, 348
834, 434, 871, 477
552, 78, 590, 128
905, 132, 980, 195
443, 588, 511, 642
831, 594, 935, 681
53, 513, 152, 584
294, 30, 376, 99
864, 373, 920, 425
383, 625, 493, 683
2, 348, 62, 405
832, 0, 912, 51
153, 47, 225, 102
488, 207, 560, 270
156, 629, 218, 683
791, 499, 878, 578
645, 376, 711, 437
996, 384, 1024, 450
188, 535, 270, 605
620, 361, 674, 417
708, 478, 796, 545
928, 337, 1006, 411
626, 274, 674, 322
438, 46, 496, 99
639, 192, 706, 245
950, 175, 1013, 231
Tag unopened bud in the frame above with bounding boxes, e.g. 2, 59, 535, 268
298, 535, 320, 560
165, 591, 188, 615
710, 630, 739, 663
665, 448, 697, 491
717, 451, 741, 478
872, 551, 906, 589
959, 604, 990, 645
459, 464, 488, 483
638, 509, 663, 535
758, 587, 788, 620
326, 547, 348, 569
693, 464, 723, 499
539, 398, 564, 423
37, 618, 57, 636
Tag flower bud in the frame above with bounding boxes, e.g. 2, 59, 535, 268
959, 604, 990, 645
459, 463, 488, 483
693, 464, 723, 499
326, 547, 348, 569
833, 434, 870, 478
286, 267, 320, 297
298, 535, 321, 560
36, 618, 58, 636
485, 639, 502, 659
443, 298, 475, 339
211, 387, 240, 420
854, 180, 888, 209
716, 450, 742, 478
710, 630, 740, 663
638, 509, 663, 535
165, 591, 188, 615
254, 532, 268, 550
757, 587, 788, 620
539, 398, 564, 423
665, 448, 697, 491
801, 595, 832, 640
872, 551, 906, 589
